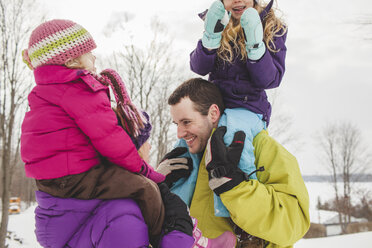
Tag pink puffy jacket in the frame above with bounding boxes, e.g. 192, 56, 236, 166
21, 65, 143, 180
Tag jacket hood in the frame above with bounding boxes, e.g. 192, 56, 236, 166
33, 65, 92, 85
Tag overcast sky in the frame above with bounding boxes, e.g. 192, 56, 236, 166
38, 0, 372, 175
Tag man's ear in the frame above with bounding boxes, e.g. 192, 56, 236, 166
208, 104, 220, 124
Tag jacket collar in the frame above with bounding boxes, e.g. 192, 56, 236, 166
259, 0, 274, 20
34, 65, 91, 85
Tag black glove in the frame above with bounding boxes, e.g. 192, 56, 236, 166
158, 183, 193, 237
205, 126, 248, 196
156, 147, 193, 188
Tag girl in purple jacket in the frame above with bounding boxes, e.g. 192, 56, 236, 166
189, 0, 288, 222
20, 19, 178, 237
192, 0, 287, 126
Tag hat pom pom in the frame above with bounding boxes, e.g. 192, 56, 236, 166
22, 49, 34, 70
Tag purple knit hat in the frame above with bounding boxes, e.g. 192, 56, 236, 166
22, 19, 96, 70
100, 69, 151, 149
134, 111, 152, 149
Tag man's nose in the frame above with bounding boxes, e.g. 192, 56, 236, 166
177, 126, 186, 139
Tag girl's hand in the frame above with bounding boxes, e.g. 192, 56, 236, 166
240, 8, 266, 60
202, 0, 230, 49
140, 160, 165, 183
156, 147, 193, 188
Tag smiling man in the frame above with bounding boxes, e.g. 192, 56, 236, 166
170, 86, 222, 154
165, 78, 310, 248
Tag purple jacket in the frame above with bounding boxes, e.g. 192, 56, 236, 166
35, 191, 194, 248
21, 65, 144, 179
190, 2, 287, 125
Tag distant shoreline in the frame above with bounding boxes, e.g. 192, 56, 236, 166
303, 174, 372, 183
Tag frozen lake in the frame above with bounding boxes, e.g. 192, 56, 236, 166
305, 181, 372, 223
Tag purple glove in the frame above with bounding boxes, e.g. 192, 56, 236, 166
140, 160, 165, 183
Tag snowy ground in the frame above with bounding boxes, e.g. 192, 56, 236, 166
5, 182, 372, 247
295, 232, 372, 248
7, 204, 38, 248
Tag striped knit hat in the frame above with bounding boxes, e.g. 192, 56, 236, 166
22, 19, 96, 70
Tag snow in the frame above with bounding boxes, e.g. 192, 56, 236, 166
5, 182, 372, 247
295, 232, 372, 248
7, 207, 372, 247
7, 204, 39, 248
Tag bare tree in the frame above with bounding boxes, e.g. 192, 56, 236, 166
102, 18, 191, 165
318, 122, 371, 233
0, 0, 43, 246
9, 154, 36, 208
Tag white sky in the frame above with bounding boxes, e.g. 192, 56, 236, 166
37, 0, 372, 175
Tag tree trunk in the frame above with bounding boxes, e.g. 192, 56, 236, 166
0, 0, 43, 246
0, 157, 10, 248
318, 122, 370, 235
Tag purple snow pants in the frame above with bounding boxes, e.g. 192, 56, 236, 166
34, 191, 194, 248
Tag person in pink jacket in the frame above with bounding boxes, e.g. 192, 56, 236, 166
21, 19, 238, 248
20, 19, 178, 236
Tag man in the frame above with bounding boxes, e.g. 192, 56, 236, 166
163, 78, 310, 248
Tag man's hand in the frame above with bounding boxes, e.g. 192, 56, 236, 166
202, 0, 230, 49
205, 126, 248, 196
158, 183, 193, 236
156, 147, 193, 188
240, 8, 266, 60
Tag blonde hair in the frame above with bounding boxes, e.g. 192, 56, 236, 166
218, 0, 287, 63
65, 56, 84, 69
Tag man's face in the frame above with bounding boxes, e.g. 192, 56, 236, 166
170, 97, 216, 154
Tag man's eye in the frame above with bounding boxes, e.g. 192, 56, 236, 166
183, 121, 191, 125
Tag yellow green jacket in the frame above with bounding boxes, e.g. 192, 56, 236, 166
189, 130, 310, 248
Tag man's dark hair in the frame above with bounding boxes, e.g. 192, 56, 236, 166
168, 78, 225, 115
